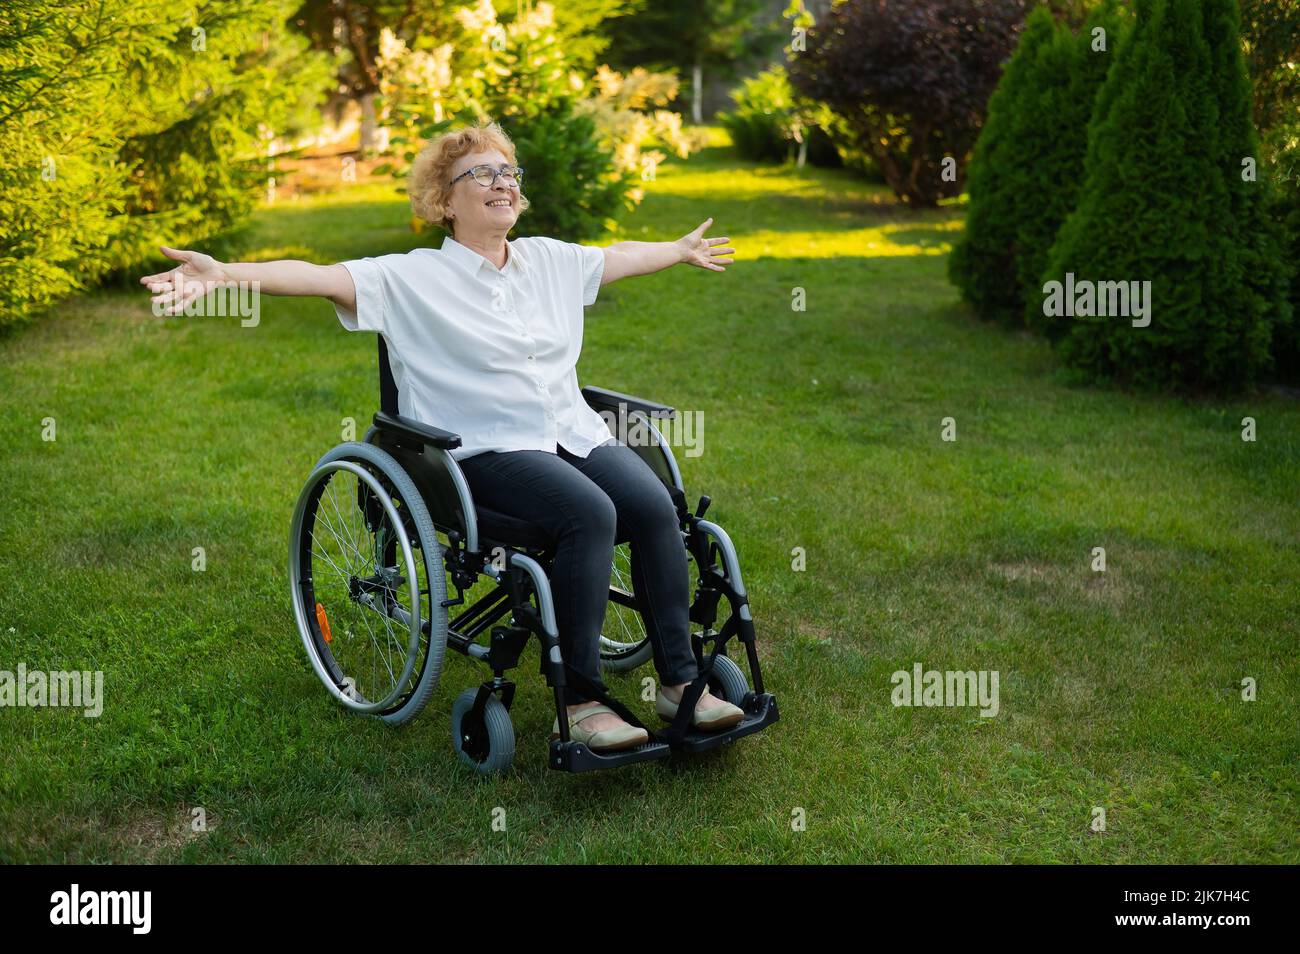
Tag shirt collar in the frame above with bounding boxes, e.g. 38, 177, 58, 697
440, 235, 527, 279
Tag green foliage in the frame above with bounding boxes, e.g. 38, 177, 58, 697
1238, 0, 1300, 153
718, 65, 843, 168
0, 0, 330, 331
1041, 0, 1290, 390
376, 1, 672, 243
0, 0, 134, 326
601, 0, 781, 85
109, 4, 332, 275
948, 7, 1061, 324
1274, 191, 1300, 381
1016, 3, 1129, 328
1238, 0, 1300, 380
949, 1, 1128, 327
499, 102, 632, 242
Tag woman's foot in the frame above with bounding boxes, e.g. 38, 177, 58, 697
551, 701, 649, 752
656, 682, 745, 731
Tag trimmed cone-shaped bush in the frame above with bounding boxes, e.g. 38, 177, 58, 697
1016, 2, 1128, 328
948, 6, 1058, 323
1203, 0, 1295, 382
1039, 0, 1291, 390
1273, 191, 1300, 381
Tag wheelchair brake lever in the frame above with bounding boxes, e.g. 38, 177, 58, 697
694, 495, 711, 519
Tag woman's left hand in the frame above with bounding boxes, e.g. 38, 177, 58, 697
678, 218, 736, 272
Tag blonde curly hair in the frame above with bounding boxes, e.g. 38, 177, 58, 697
408, 120, 530, 234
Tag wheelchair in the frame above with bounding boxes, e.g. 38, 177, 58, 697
288, 337, 778, 774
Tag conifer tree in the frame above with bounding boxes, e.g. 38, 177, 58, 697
1016, 1, 1127, 328
1041, 0, 1290, 389
948, 6, 1058, 323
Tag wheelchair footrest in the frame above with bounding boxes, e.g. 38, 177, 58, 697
548, 738, 672, 773
659, 692, 779, 754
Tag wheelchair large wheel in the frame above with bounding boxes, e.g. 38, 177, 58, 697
598, 543, 653, 672
289, 442, 448, 726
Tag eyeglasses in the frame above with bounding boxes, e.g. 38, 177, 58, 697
449, 164, 524, 189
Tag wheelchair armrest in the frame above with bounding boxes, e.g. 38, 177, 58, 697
372, 411, 462, 450
582, 385, 676, 421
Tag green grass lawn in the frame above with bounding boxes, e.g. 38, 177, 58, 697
1, 134, 1297, 863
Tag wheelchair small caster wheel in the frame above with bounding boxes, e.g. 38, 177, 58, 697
706, 654, 749, 706
451, 689, 515, 775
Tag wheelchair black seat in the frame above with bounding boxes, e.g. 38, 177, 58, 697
474, 503, 552, 552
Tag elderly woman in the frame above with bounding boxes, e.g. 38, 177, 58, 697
141, 121, 742, 753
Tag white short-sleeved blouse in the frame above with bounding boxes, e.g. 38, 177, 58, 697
333, 234, 617, 462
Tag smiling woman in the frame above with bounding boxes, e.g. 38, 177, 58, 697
137, 117, 739, 753
407, 121, 533, 239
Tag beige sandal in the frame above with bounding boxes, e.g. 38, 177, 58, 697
655, 687, 745, 731
550, 703, 650, 752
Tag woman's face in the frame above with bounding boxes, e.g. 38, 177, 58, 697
445, 148, 522, 239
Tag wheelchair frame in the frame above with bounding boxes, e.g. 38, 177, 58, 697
289, 337, 778, 774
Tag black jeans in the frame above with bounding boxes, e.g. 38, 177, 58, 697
459, 439, 699, 705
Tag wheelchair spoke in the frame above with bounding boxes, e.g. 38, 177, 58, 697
599, 543, 651, 667
292, 448, 447, 722
313, 492, 364, 576
301, 465, 425, 708
313, 506, 359, 570
613, 603, 637, 642
323, 479, 371, 572
372, 589, 410, 681
354, 591, 393, 683
309, 540, 352, 583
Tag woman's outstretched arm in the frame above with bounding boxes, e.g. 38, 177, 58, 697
600, 217, 735, 286
139, 246, 357, 314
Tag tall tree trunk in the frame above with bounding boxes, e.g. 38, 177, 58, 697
692, 55, 703, 125
358, 90, 378, 155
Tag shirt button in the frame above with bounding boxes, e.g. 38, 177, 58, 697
527, 354, 535, 361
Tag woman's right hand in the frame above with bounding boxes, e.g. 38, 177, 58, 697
139, 246, 229, 316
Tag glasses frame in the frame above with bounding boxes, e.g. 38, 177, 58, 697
448, 163, 524, 189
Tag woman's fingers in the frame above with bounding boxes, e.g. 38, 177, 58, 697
140, 247, 198, 286
703, 234, 734, 268
147, 271, 212, 314
147, 268, 185, 292
685, 217, 714, 243
140, 266, 184, 286
681, 220, 733, 272
140, 260, 187, 287
159, 290, 200, 316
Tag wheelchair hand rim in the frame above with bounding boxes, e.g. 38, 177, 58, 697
290, 458, 423, 714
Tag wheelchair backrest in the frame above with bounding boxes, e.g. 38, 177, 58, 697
378, 335, 400, 417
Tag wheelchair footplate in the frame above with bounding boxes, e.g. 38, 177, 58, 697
654, 691, 779, 755
546, 664, 778, 773
549, 737, 672, 773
